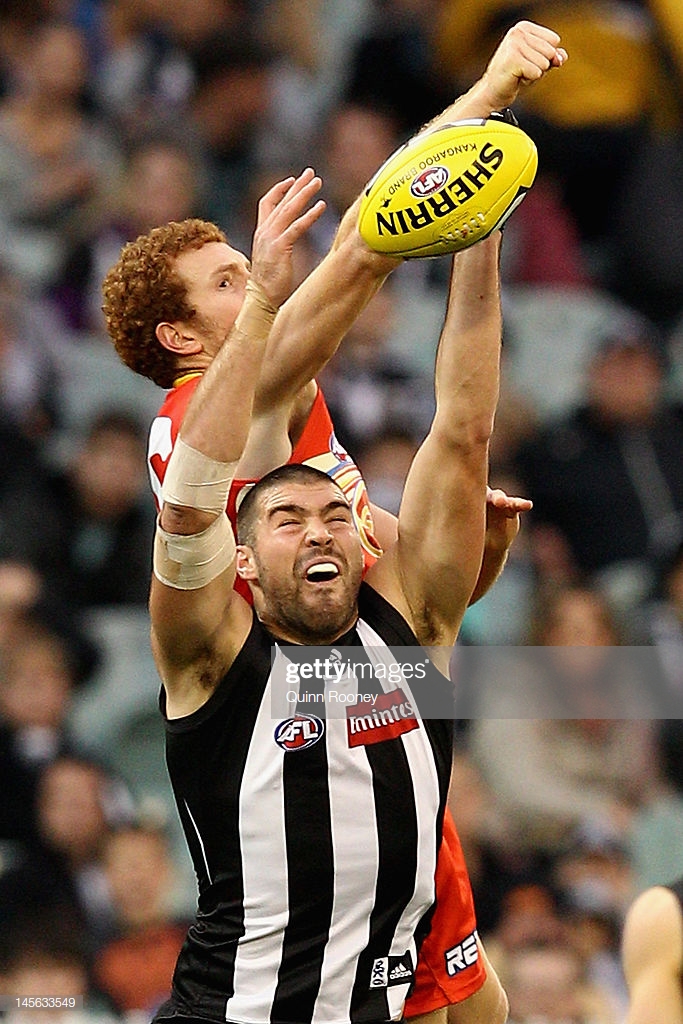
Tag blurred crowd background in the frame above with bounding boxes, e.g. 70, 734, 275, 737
1, 1, 683, 1021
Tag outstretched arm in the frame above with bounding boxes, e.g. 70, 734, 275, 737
257, 20, 568, 410
365, 234, 504, 666
331, 20, 567, 254
370, 487, 532, 607
147, 177, 324, 714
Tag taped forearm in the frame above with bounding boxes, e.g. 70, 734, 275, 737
154, 513, 236, 590
156, 434, 238, 589
233, 278, 278, 343
180, 278, 278, 444
162, 436, 237, 515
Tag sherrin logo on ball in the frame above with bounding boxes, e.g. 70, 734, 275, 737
358, 117, 538, 258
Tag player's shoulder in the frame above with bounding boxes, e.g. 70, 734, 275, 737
157, 374, 202, 421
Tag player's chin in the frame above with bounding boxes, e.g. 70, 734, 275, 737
297, 604, 355, 644
298, 580, 357, 632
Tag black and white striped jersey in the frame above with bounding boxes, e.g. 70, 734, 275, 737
160, 582, 453, 1024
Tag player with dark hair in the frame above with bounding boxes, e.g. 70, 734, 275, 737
103, 21, 566, 1023
149, 222, 508, 1023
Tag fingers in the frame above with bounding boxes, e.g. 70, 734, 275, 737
506, 20, 568, 80
486, 487, 533, 513
484, 19, 567, 106
250, 168, 327, 307
257, 167, 324, 229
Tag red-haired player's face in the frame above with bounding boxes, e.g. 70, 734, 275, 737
174, 241, 251, 357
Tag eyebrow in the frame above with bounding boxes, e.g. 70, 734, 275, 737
266, 499, 351, 519
212, 260, 248, 279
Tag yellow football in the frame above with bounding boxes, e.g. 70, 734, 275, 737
357, 117, 538, 258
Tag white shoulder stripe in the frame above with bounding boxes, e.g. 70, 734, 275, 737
183, 798, 213, 885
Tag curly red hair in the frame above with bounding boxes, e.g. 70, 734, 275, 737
102, 219, 228, 389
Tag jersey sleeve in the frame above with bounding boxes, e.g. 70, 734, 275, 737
404, 807, 486, 1015
147, 376, 201, 511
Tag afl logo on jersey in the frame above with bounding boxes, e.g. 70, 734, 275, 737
274, 714, 325, 751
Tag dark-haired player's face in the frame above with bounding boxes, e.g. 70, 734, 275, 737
174, 241, 251, 357
241, 479, 364, 643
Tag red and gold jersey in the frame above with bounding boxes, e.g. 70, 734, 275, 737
148, 376, 381, 600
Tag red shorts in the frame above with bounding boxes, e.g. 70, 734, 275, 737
404, 807, 486, 1014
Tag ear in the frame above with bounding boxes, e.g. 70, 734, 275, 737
156, 321, 203, 356
235, 545, 258, 581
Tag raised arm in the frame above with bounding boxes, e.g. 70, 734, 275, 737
257, 20, 568, 407
364, 235, 503, 664
147, 196, 301, 715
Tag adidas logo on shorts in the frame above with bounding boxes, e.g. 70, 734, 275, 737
389, 962, 412, 981
370, 953, 414, 988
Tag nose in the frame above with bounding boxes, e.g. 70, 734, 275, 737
304, 520, 333, 546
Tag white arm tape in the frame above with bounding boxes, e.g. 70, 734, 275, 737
232, 278, 278, 341
153, 513, 236, 590
162, 436, 238, 516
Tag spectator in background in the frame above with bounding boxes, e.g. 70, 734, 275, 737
483, 882, 624, 1020
0, 416, 52, 567
306, 99, 401, 257
0, 262, 62, 440
354, 427, 420, 517
342, 0, 452, 137
52, 135, 205, 333
0, 604, 99, 846
318, 280, 433, 453
628, 542, 683, 891
0, 409, 155, 611
93, 823, 190, 1017
0, 754, 134, 955
637, 539, 683, 695
433, 0, 677, 285
553, 830, 632, 1020
466, 583, 661, 857
0, 909, 118, 1024
502, 941, 619, 1023
188, 30, 276, 237
256, 1, 373, 172
446, 751, 554, 938
89, 0, 198, 141
0, 18, 122, 293
89, 1, 250, 150
515, 311, 683, 615
0, 561, 44, 655
0, 909, 99, 1019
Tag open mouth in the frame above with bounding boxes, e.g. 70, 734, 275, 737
305, 562, 340, 583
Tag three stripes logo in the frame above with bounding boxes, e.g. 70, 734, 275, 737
369, 952, 414, 989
